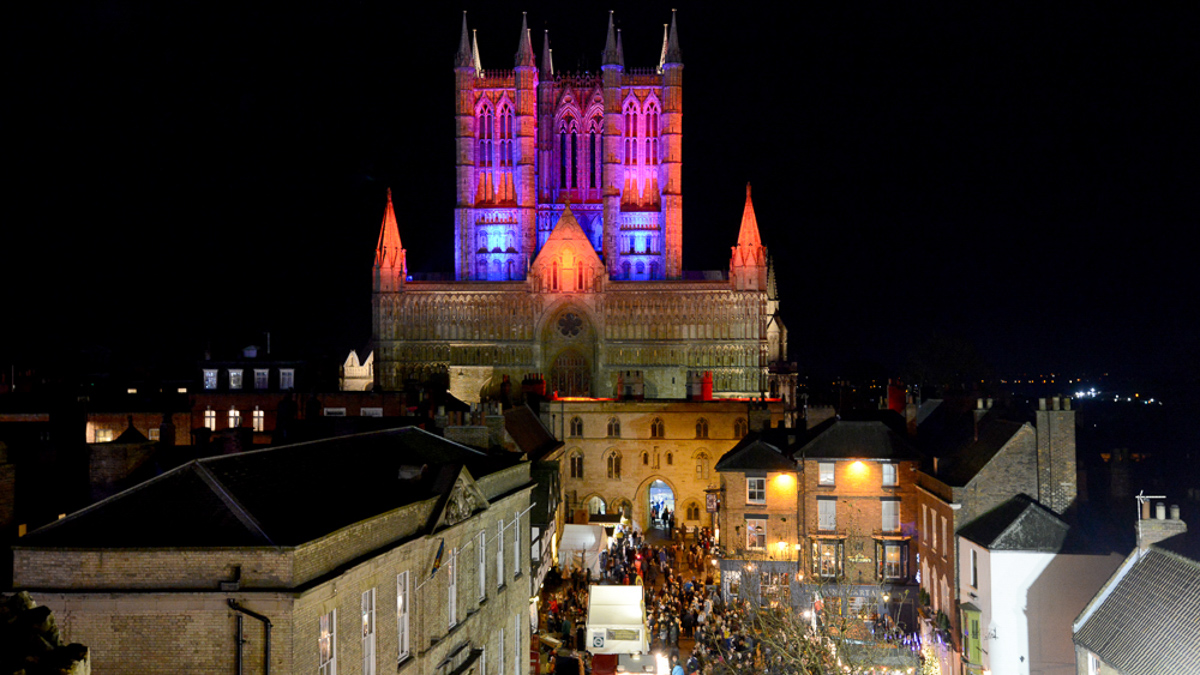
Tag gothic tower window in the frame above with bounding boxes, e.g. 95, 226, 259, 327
606, 450, 621, 480
569, 417, 584, 437
478, 103, 494, 169
606, 417, 621, 438
734, 417, 749, 439
695, 451, 710, 479
696, 418, 709, 439
650, 417, 665, 439
569, 450, 584, 479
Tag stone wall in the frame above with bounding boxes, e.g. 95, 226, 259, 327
14, 549, 293, 590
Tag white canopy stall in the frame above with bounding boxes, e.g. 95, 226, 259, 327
557, 524, 607, 576
585, 584, 649, 655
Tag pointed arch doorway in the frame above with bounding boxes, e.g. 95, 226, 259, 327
647, 479, 675, 531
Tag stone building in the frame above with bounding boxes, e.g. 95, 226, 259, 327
550, 398, 785, 532
371, 12, 789, 402
915, 396, 1078, 675
13, 427, 535, 675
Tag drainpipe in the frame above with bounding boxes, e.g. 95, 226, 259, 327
235, 613, 244, 675
229, 599, 272, 675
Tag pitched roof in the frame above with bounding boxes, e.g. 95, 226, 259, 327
714, 433, 795, 472
958, 494, 1069, 551
1074, 532, 1200, 675
791, 420, 918, 461
504, 404, 562, 461
20, 427, 516, 549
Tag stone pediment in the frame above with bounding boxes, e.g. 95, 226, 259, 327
435, 468, 490, 530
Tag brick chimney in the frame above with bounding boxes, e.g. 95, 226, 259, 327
1136, 493, 1187, 551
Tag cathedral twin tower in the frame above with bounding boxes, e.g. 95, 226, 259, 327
372, 11, 788, 401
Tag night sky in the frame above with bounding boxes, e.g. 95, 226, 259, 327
7, 2, 1197, 384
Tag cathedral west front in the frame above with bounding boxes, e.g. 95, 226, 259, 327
371, 11, 790, 403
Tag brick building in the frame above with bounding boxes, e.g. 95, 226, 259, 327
915, 396, 1077, 674
13, 427, 535, 675
714, 416, 920, 622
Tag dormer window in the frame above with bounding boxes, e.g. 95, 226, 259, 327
203, 369, 217, 390
228, 369, 243, 390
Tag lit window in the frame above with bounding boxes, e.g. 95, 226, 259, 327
228, 369, 243, 390
881, 542, 906, 579
252, 407, 264, 432
204, 409, 216, 431
813, 540, 843, 578
254, 369, 269, 390
362, 588, 376, 675
397, 572, 410, 662
228, 407, 241, 429
94, 429, 114, 443
148, 428, 160, 441
203, 369, 218, 390
126, 387, 137, 395
279, 368, 295, 390
724, 569, 742, 600
569, 416, 584, 437
818, 498, 837, 531
819, 462, 836, 486
747, 477, 766, 504
882, 499, 900, 532
882, 463, 898, 486
318, 610, 336, 675
745, 518, 766, 549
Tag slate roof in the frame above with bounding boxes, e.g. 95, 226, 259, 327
958, 494, 1069, 551
20, 427, 517, 549
714, 433, 795, 472
504, 404, 562, 461
1074, 531, 1200, 675
791, 419, 918, 461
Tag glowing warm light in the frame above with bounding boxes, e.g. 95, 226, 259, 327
776, 541, 788, 552
774, 473, 795, 487
849, 460, 867, 476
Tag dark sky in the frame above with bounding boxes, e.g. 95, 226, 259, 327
7, 2, 1197, 382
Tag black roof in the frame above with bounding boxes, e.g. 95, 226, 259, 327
20, 427, 518, 549
790, 419, 918, 461
1074, 531, 1200, 675
714, 433, 795, 472
504, 405, 562, 461
958, 494, 1069, 551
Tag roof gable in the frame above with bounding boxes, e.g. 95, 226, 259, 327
1074, 536, 1200, 675
715, 433, 795, 472
792, 420, 918, 461
959, 494, 1068, 551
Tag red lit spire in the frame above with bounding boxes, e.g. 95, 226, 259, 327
375, 188, 404, 269
737, 182, 762, 248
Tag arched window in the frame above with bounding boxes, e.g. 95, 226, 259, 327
606, 450, 621, 480
498, 102, 514, 167
621, 261, 631, 279
686, 502, 700, 520
696, 418, 709, 438
569, 416, 584, 437
734, 417, 749, 439
569, 450, 584, 479
666, 451, 673, 466
650, 417, 665, 439
606, 417, 620, 438
642, 451, 649, 466
695, 451, 710, 480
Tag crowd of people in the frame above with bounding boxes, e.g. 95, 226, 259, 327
542, 526, 800, 675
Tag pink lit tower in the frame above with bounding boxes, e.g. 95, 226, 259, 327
453, 10, 683, 281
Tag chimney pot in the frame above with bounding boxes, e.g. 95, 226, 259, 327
977, 398, 984, 410
1170, 504, 1181, 521
1142, 500, 1152, 520
1039, 398, 1047, 411
1052, 396, 1061, 411
1156, 503, 1167, 520
986, 398, 993, 409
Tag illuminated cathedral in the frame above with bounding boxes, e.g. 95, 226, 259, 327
371, 11, 791, 401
